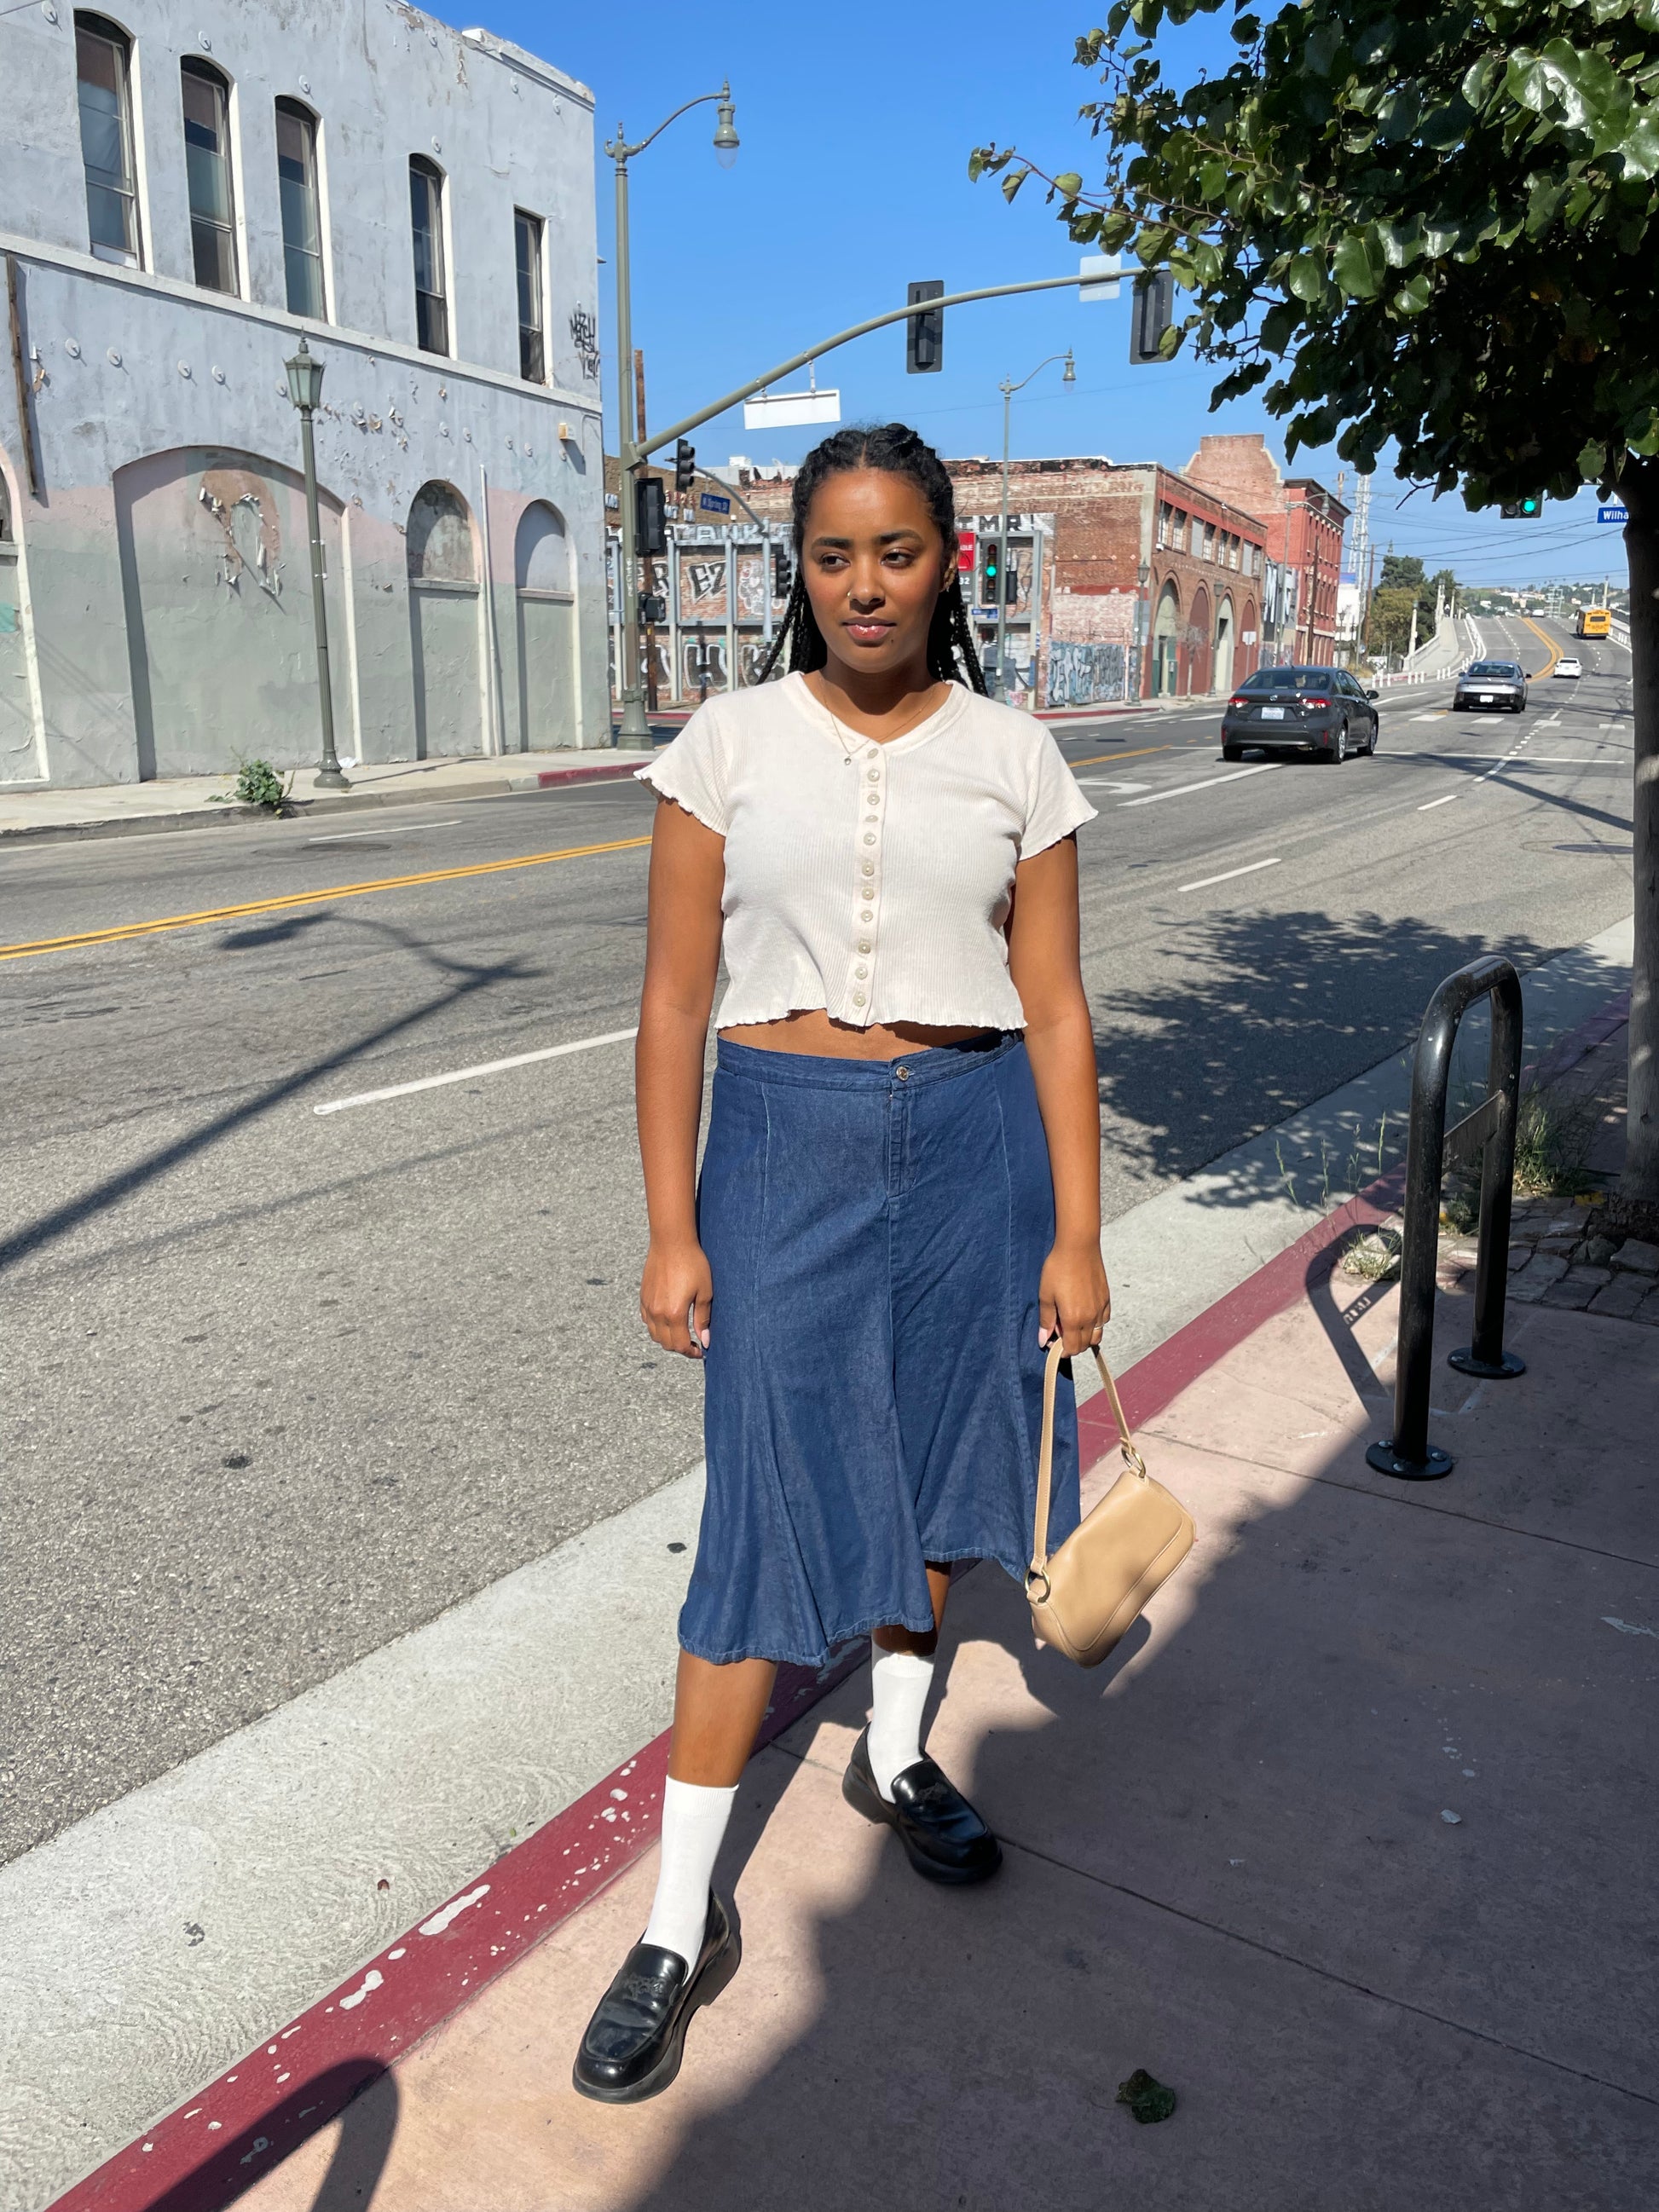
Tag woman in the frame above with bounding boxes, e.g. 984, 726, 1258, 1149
574, 424, 1108, 2104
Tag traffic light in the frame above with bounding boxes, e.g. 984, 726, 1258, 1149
982, 542, 999, 603
635, 476, 666, 556
772, 543, 792, 601
1500, 494, 1543, 517
674, 439, 696, 495
1004, 559, 1019, 605
1129, 269, 1176, 364
906, 280, 945, 373
639, 592, 667, 626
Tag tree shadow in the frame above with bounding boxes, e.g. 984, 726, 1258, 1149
598, 1287, 1656, 2208
0, 913, 537, 1277
1090, 907, 1549, 1199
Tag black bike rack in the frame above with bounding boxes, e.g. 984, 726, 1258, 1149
1367, 955, 1527, 1482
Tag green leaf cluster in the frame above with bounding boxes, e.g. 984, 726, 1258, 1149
973, 0, 1659, 505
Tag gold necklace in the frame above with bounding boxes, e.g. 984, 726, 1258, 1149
818, 682, 946, 765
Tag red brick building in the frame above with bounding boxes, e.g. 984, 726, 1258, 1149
1182, 436, 1349, 667
731, 453, 1269, 705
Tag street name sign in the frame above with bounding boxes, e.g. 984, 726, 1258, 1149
1078, 253, 1123, 302
699, 491, 731, 514
1598, 503, 1629, 523
743, 382, 841, 430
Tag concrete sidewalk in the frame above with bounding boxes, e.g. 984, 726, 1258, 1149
223, 1210, 1658, 2207
0, 748, 656, 846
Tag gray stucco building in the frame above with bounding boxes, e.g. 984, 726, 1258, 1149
0, 0, 606, 789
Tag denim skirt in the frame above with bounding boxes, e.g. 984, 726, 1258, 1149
679, 1031, 1080, 1667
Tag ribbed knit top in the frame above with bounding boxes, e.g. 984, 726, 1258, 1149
634, 671, 1096, 1032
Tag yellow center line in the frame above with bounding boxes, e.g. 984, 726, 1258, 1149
0, 834, 653, 962
1066, 742, 1187, 768
1521, 617, 1562, 679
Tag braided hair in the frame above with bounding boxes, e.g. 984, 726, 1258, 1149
753, 424, 988, 694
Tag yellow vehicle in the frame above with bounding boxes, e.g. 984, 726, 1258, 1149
1576, 606, 1612, 638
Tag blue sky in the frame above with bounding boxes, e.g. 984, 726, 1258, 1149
465, 0, 1621, 588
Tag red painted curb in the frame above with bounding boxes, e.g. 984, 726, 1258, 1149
519, 760, 650, 789
47, 1649, 864, 2212
50, 981, 1631, 2211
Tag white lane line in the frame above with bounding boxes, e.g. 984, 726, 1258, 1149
1119, 764, 1279, 807
1077, 777, 1151, 793
305, 819, 465, 844
314, 1026, 638, 1116
1419, 794, 1459, 811
1178, 857, 1282, 894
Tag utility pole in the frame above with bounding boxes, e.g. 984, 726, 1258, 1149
635, 347, 660, 715
1350, 473, 1371, 661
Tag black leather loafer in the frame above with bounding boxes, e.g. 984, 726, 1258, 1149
842, 1727, 1003, 1886
571, 1891, 739, 2104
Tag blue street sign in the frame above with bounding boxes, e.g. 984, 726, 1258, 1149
699, 490, 731, 514
1598, 503, 1628, 523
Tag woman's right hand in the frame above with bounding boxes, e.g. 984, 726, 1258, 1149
640, 1237, 714, 1358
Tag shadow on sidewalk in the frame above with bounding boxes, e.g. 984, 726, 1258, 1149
605, 1274, 1659, 2211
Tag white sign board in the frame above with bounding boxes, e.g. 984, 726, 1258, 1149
1078, 253, 1123, 303
743, 386, 841, 430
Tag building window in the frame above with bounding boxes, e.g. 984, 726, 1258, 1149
1156, 503, 1171, 552
275, 98, 325, 318
409, 156, 448, 355
75, 14, 142, 266
181, 58, 238, 293
515, 209, 546, 382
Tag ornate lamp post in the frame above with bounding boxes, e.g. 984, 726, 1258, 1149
284, 336, 349, 790
606, 82, 737, 746
994, 349, 1073, 701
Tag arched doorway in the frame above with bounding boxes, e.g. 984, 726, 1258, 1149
408, 482, 482, 758
513, 501, 575, 751
1212, 595, 1236, 694
1188, 586, 1211, 695
1150, 581, 1179, 696
1239, 598, 1260, 680
113, 445, 344, 777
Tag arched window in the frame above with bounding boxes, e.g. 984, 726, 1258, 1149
408, 156, 448, 355
75, 13, 142, 266
275, 98, 325, 319
407, 482, 475, 583
181, 57, 238, 294
514, 502, 569, 594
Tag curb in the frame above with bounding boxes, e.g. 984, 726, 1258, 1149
46, 981, 1630, 2212
0, 759, 652, 851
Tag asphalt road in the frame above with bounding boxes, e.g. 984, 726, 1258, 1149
0, 615, 1635, 1863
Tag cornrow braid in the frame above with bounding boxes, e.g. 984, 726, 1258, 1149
749, 424, 989, 696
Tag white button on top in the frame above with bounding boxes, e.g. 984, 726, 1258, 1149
862, 832, 876, 846
853, 991, 867, 1006
858, 939, 871, 953
866, 767, 880, 782
854, 964, 868, 979
859, 909, 873, 922
861, 861, 875, 875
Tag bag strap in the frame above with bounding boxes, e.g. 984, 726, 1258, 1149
1030, 1338, 1148, 1580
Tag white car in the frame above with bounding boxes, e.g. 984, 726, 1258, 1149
1554, 656, 1583, 678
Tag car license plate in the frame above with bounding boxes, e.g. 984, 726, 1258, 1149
1478, 693, 1493, 703
1261, 707, 1285, 720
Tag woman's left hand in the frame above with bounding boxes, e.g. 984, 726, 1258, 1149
1038, 1239, 1112, 1357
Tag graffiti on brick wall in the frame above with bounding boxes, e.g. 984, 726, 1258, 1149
1047, 639, 1128, 707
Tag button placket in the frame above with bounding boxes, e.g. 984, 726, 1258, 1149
848, 743, 884, 1022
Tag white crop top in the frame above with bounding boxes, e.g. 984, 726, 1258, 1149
635, 671, 1096, 1032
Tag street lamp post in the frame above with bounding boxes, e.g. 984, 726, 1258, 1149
994, 349, 1073, 702
606, 82, 737, 747
283, 336, 349, 791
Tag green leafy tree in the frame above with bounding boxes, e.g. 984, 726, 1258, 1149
1367, 583, 1420, 655
972, 0, 1659, 1198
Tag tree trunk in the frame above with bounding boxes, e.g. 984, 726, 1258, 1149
1623, 453, 1659, 1202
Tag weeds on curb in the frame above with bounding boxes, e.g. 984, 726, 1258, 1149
211, 759, 290, 813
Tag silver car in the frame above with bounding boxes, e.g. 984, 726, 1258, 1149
1453, 659, 1528, 713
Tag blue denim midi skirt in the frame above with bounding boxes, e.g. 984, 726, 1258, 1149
680, 1031, 1081, 1667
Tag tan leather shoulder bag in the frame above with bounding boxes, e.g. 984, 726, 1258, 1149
1026, 1338, 1197, 1667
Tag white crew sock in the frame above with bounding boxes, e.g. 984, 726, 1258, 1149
641, 1776, 737, 1969
866, 1645, 936, 1801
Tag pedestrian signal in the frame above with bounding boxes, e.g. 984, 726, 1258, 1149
674, 440, 696, 495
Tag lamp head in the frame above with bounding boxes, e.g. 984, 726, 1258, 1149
285, 335, 324, 413
712, 81, 738, 168
1062, 350, 1076, 384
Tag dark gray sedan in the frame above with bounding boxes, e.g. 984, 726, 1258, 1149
1221, 666, 1380, 763
1453, 659, 1528, 712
